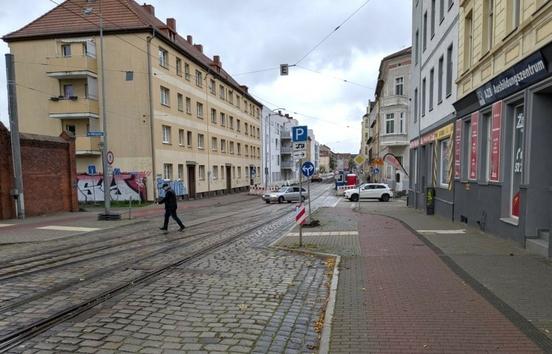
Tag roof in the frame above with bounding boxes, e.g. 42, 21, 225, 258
3, 0, 261, 107
375, 46, 412, 98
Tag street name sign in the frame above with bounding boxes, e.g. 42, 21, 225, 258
87, 131, 104, 137
291, 126, 308, 142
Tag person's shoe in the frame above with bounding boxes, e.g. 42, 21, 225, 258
159, 227, 167, 231
178, 226, 186, 232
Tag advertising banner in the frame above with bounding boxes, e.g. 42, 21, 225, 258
490, 101, 502, 182
469, 112, 479, 180
454, 120, 462, 179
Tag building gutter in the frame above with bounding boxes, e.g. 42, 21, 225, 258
147, 27, 157, 200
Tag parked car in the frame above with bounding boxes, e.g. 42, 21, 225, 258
262, 186, 307, 204
311, 174, 322, 182
344, 183, 393, 202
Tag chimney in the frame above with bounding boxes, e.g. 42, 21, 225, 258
166, 18, 176, 32
142, 4, 155, 16
240, 85, 248, 93
212, 55, 222, 68
194, 44, 203, 53
186, 35, 193, 45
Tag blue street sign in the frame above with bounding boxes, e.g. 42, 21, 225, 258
291, 126, 308, 142
87, 165, 96, 175
301, 161, 315, 177
113, 168, 121, 176
373, 167, 380, 175
87, 131, 104, 137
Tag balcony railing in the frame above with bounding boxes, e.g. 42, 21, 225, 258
75, 137, 101, 155
280, 147, 293, 154
49, 97, 99, 119
280, 129, 291, 139
281, 161, 295, 169
47, 55, 97, 78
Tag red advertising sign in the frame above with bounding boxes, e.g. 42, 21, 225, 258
490, 101, 502, 182
454, 120, 462, 179
469, 112, 479, 180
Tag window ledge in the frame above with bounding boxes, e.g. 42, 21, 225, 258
500, 217, 519, 226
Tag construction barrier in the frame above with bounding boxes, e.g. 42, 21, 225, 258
336, 185, 358, 196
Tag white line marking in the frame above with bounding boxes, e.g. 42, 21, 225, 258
286, 231, 359, 237
417, 229, 466, 234
36, 226, 101, 232
0, 224, 14, 228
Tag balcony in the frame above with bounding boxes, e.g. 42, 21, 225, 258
75, 137, 101, 156
380, 133, 409, 147
280, 147, 292, 154
48, 97, 99, 120
281, 161, 295, 169
47, 55, 97, 79
280, 129, 291, 139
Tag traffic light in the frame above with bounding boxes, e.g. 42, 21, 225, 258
280, 64, 289, 76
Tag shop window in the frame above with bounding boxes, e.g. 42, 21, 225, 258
439, 138, 450, 188
510, 104, 524, 218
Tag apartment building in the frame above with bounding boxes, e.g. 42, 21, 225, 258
372, 47, 412, 191
319, 144, 334, 173
359, 101, 375, 173
409, 0, 459, 218
261, 108, 299, 187
3, 0, 262, 200
453, 0, 552, 254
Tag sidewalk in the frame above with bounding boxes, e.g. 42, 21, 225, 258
275, 199, 552, 353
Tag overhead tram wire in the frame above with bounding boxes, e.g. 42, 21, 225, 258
294, 0, 373, 65
294, 65, 373, 89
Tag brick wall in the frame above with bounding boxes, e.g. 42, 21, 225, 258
0, 123, 78, 219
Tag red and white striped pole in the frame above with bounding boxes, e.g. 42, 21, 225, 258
296, 203, 306, 247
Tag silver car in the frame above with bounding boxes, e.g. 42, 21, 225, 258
262, 186, 307, 204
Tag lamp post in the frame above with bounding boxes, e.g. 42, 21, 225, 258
264, 108, 285, 192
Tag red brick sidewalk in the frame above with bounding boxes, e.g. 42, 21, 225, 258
358, 214, 542, 353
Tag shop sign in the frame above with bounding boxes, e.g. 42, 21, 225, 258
476, 51, 548, 106
490, 101, 502, 182
435, 123, 454, 140
469, 112, 479, 180
410, 139, 420, 149
454, 120, 462, 179
421, 132, 435, 145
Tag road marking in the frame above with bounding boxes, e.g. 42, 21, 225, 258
0, 224, 14, 228
286, 231, 358, 237
36, 226, 101, 232
417, 229, 466, 234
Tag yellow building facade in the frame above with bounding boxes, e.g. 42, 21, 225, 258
4, 1, 262, 201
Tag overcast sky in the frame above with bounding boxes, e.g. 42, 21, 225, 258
0, 0, 411, 153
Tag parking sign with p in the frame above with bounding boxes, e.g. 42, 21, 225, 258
291, 126, 308, 142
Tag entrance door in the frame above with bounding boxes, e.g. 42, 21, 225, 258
187, 165, 196, 199
226, 166, 232, 192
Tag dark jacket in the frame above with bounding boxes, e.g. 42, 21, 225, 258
159, 188, 178, 210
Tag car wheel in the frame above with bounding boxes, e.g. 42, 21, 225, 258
381, 194, 390, 202
265, 200, 271, 204
350, 194, 359, 202
287, 200, 292, 203
278, 196, 284, 204
301, 196, 306, 202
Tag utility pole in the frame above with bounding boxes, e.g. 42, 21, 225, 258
5, 54, 25, 219
298, 158, 303, 248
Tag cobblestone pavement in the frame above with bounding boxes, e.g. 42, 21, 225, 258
4, 184, 339, 353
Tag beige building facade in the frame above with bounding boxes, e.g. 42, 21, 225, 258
4, 0, 262, 201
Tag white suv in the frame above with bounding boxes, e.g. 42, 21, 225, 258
344, 183, 393, 202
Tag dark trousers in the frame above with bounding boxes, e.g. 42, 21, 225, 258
163, 208, 184, 229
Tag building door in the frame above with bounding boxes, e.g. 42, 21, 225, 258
510, 104, 524, 219
187, 165, 196, 199
226, 166, 232, 192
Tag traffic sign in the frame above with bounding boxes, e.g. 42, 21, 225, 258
293, 151, 306, 159
113, 168, 121, 176
301, 161, 315, 177
373, 167, 380, 175
293, 142, 306, 151
251, 167, 256, 177
87, 165, 96, 175
106, 151, 114, 165
291, 126, 308, 142
353, 154, 366, 166
87, 131, 104, 137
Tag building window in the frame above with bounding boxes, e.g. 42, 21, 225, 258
245, 123, 249, 135
483, 0, 494, 53
220, 112, 226, 126
221, 165, 225, 179
213, 166, 218, 180
61, 44, 71, 57
186, 97, 191, 114
163, 163, 173, 180
237, 143, 241, 155
125, 71, 133, 81
236, 96, 241, 108
187, 131, 192, 147
446, 44, 453, 97
221, 139, 226, 153
195, 70, 203, 87
160, 86, 170, 106
198, 133, 204, 149
211, 137, 218, 151
229, 116, 234, 129
229, 90, 234, 104
438, 56, 444, 104
423, 11, 428, 51
439, 138, 450, 187
162, 125, 171, 144
395, 77, 404, 96
431, 0, 436, 38
177, 164, 184, 180
422, 78, 426, 116
159, 47, 168, 68
178, 129, 184, 146
176, 57, 182, 76
177, 93, 183, 111
429, 68, 434, 111
196, 102, 203, 118
184, 63, 190, 80
415, 30, 419, 65
237, 166, 242, 179
399, 112, 405, 133
199, 165, 205, 181
211, 108, 217, 124
219, 85, 225, 100
209, 79, 216, 95
448, 0, 454, 9
385, 113, 395, 134
464, 11, 473, 71
414, 88, 418, 123
63, 84, 74, 98
508, 0, 521, 32
440, 0, 445, 23
237, 119, 241, 132
510, 104, 524, 218
229, 141, 234, 154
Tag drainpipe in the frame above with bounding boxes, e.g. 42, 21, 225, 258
147, 28, 157, 200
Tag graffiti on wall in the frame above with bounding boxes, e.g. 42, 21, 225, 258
77, 172, 147, 202
156, 177, 187, 199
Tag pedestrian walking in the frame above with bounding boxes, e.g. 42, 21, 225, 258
158, 183, 185, 232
